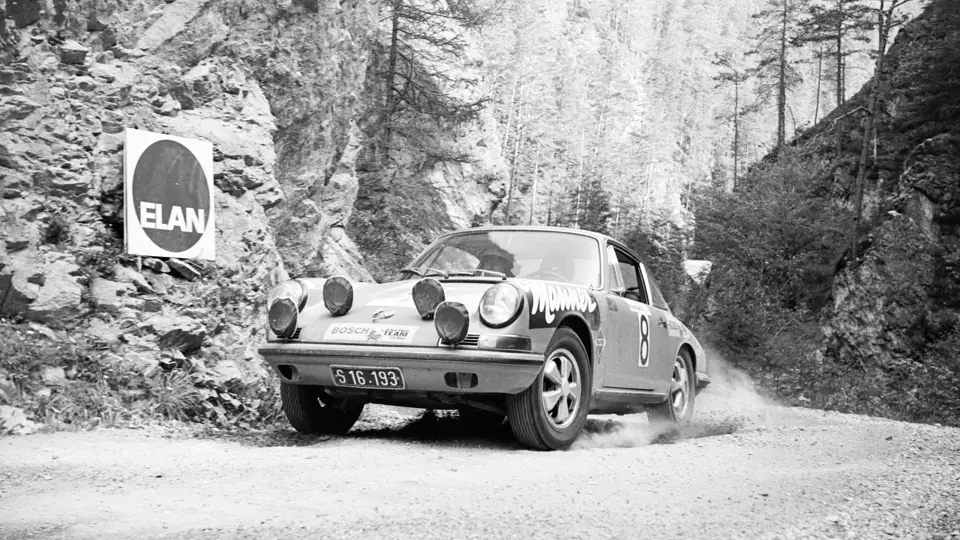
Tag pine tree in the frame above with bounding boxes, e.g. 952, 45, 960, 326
798, 0, 875, 109
747, 0, 807, 151
713, 52, 751, 191
377, 0, 491, 164
575, 174, 613, 235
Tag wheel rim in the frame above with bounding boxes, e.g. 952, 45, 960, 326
540, 348, 581, 429
670, 356, 689, 417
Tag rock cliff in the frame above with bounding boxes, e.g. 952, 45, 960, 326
813, 3, 960, 374
0, 0, 507, 426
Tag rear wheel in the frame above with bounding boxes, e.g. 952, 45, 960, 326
506, 327, 592, 450
280, 383, 364, 435
647, 349, 695, 426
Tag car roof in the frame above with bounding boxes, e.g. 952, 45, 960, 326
440, 224, 608, 241
436, 225, 646, 263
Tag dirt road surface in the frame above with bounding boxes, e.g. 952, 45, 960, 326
2, 389, 959, 540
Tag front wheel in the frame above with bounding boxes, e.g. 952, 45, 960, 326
647, 349, 696, 426
506, 327, 592, 450
280, 383, 364, 435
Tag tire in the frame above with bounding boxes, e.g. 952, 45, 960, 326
280, 383, 364, 435
457, 406, 506, 432
647, 348, 696, 426
506, 327, 592, 451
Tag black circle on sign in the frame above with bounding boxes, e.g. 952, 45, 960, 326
132, 139, 210, 253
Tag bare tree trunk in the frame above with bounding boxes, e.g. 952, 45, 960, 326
502, 75, 520, 154
814, 43, 823, 125
851, 0, 894, 266
733, 74, 740, 192
613, 174, 625, 237
777, 0, 788, 150
574, 127, 585, 228
529, 142, 541, 225
836, 8, 845, 107
504, 82, 527, 224
382, 0, 401, 164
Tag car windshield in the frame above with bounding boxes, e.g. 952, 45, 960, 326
404, 230, 603, 288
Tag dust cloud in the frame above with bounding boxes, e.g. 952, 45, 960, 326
571, 347, 783, 450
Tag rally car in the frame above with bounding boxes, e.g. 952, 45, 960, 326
258, 225, 711, 450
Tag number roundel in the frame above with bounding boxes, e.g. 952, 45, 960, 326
639, 313, 650, 367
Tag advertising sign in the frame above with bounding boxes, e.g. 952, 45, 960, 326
124, 128, 215, 260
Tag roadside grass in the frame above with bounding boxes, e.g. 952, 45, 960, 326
0, 318, 283, 433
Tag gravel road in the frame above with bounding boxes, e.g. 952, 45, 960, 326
2, 387, 959, 540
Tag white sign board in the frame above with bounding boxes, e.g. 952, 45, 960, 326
124, 128, 215, 260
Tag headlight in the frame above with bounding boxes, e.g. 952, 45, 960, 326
267, 280, 307, 338
479, 283, 523, 328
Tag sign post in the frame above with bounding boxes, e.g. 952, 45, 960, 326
124, 128, 215, 261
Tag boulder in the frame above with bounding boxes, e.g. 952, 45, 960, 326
0, 95, 40, 123
168, 259, 201, 281
113, 265, 155, 294
90, 277, 141, 315
0, 369, 18, 404
143, 258, 171, 274
59, 41, 90, 65
7, 0, 42, 28
40, 366, 67, 386
683, 260, 713, 286
24, 255, 87, 328
0, 255, 41, 317
0, 406, 40, 436
146, 315, 207, 354
3, 222, 37, 252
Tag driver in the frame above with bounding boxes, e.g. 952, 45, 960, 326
539, 254, 576, 282
477, 252, 515, 276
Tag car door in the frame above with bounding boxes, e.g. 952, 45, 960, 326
600, 245, 657, 391
638, 262, 679, 395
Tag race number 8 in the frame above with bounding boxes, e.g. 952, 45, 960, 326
638, 312, 650, 367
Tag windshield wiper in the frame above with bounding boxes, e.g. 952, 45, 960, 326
401, 267, 505, 280
400, 267, 455, 279
471, 269, 508, 279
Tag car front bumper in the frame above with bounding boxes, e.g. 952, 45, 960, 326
258, 342, 545, 394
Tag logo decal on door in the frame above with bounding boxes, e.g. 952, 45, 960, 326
638, 312, 650, 367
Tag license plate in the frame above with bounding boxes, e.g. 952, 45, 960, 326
330, 365, 405, 390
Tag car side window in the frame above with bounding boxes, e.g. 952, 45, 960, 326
643, 265, 671, 312
606, 245, 624, 292
613, 248, 649, 304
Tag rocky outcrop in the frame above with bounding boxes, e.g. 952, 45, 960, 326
816, 2, 960, 372
824, 133, 960, 368
0, 0, 509, 429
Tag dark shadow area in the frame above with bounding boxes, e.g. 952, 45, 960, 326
205, 412, 743, 450
206, 410, 522, 450
348, 410, 523, 450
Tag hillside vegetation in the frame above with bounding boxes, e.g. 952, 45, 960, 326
689, 0, 960, 426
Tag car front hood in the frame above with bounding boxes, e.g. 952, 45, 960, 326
291, 278, 505, 346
